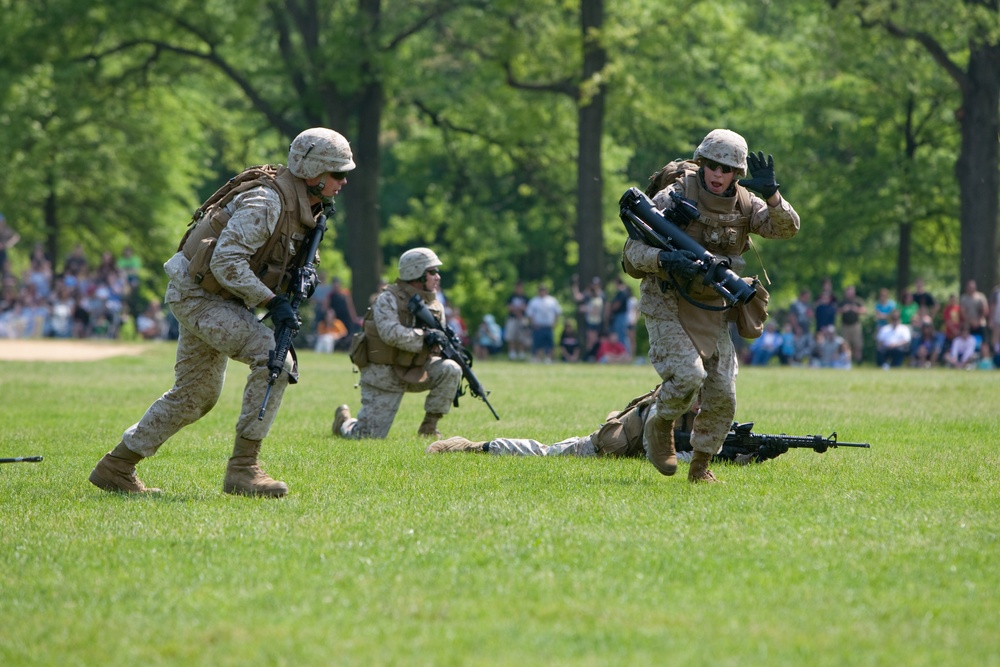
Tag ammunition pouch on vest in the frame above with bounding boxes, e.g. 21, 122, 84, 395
178, 165, 316, 302
728, 276, 769, 339
593, 387, 659, 457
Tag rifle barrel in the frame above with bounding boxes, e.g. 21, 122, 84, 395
0, 456, 44, 463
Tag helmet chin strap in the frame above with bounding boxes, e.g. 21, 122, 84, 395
307, 175, 327, 198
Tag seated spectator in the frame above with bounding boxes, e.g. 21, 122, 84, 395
876, 310, 911, 368
136, 301, 167, 340
944, 323, 979, 369
473, 314, 503, 360
779, 313, 813, 365
975, 339, 994, 370
595, 331, 629, 364
558, 318, 581, 363
812, 325, 851, 369
910, 318, 946, 368
314, 309, 347, 354
749, 321, 782, 366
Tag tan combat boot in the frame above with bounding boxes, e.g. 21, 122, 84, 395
332, 404, 351, 437
688, 451, 721, 483
89, 442, 161, 494
643, 409, 677, 476
223, 437, 288, 498
417, 412, 444, 437
425, 437, 487, 454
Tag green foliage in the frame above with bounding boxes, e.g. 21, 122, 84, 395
2, 344, 999, 665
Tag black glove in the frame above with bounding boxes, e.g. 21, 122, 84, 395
424, 330, 448, 350
266, 295, 299, 331
738, 151, 780, 199
658, 249, 700, 280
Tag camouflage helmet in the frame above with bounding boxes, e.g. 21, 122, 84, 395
287, 128, 356, 179
693, 129, 748, 177
398, 247, 442, 281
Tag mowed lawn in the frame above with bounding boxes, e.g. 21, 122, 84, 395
2, 341, 998, 666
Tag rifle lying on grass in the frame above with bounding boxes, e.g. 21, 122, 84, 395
407, 294, 500, 420
675, 422, 870, 463
258, 204, 330, 420
1, 456, 43, 464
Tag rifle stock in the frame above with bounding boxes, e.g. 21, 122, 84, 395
675, 422, 870, 463
407, 295, 500, 420
258, 205, 330, 420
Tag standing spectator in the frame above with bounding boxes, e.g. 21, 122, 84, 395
958, 279, 989, 342
912, 278, 938, 321
504, 280, 529, 360
27, 242, 53, 299
327, 276, 360, 340
607, 278, 633, 358
944, 322, 979, 369
334, 247, 462, 439
910, 318, 946, 368
942, 293, 962, 345
873, 287, 897, 330
89, 126, 356, 498
446, 305, 470, 347
473, 314, 503, 360
898, 290, 919, 328
788, 288, 813, 332
875, 310, 911, 368
558, 318, 581, 362
62, 244, 89, 288
837, 285, 866, 364
622, 128, 799, 482
576, 280, 604, 360
525, 284, 562, 364
626, 289, 639, 359
0, 213, 20, 278
813, 290, 838, 334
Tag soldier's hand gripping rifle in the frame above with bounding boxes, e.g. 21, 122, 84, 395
407, 294, 500, 420
257, 205, 330, 420
618, 187, 756, 308
674, 422, 870, 463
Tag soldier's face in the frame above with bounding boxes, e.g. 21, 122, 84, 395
702, 162, 736, 194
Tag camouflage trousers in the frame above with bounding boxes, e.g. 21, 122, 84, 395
121, 292, 290, 458
486, 435, 597, 457
645, 296, 737, 456
340, 358, 462, 439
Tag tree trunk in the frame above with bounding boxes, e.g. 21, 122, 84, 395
347, 78, 385, 314
575, 0, 607, 286
955, 43, 1000, 292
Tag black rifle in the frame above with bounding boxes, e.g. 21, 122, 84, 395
619, 186, 756, 307
675, 422, 870, 463
0, 456, 43, 464
258, 205, 330, 420
407, 294, 500, 420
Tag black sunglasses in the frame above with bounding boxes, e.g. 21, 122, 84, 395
703, 160, 734, 174
425, 269, 440, 276
329, 171, 349, 181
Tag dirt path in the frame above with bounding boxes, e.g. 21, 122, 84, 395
0, 339, 152, 362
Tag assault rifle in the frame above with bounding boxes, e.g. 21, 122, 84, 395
675, 422, 870, 463
258, 204, 330, 420
618, 187, 756, 307
0, 456, 43, 464
407, 294, 500, 420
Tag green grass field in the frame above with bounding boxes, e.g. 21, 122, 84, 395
2, 341, 998, 666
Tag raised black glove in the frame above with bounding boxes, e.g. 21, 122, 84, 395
266, 295, 299, 331
738, 151, 780, 199
424, 330, 448, 350
658, 249, 700, 280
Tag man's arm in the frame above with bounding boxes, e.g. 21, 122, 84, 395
210, 187, 282, 308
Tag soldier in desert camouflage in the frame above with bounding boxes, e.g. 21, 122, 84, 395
622, 129, 799, 482
89, 128, 355, 498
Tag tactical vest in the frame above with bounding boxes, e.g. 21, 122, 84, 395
359, 281, 443, 372
592, 387, 659, 457
177, 165, 317, 301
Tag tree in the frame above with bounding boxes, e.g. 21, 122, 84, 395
830, 0, 1000, 293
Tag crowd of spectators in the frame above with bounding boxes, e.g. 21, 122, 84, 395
746, 277, 1000, 370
